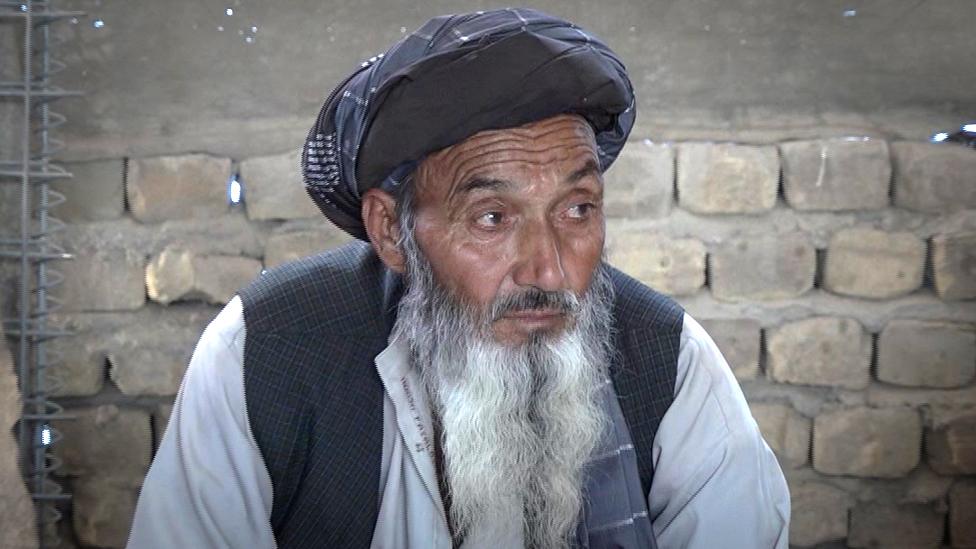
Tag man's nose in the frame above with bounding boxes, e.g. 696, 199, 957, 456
512, 218, 567, 292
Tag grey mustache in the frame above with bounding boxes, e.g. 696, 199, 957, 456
489, 288, 580, 321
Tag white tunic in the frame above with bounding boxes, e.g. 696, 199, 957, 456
127, 296, 790, 548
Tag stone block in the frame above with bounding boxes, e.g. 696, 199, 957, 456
72, 476, 139, 549
950, 480, 976, 548
194, 254, 261, 302
677, 142, 778, 214
58, 245, 145, 312
147, 247, 262, 305
51, 159, 125, 222
710, 233, 816, 301
127, 154, 231, 223
263, 226, 354, 268
146, 248, 192, 304
45, 328, 105, 397
55, 214, 266, 263
607, 233, 705, 295
0, 184, 19, 238
933, 231, 976, 301
603, 141, 673, 219
109, 307, 216, 396
697, 318, 761, 380
49, 306, 217, 397
240, 149, 321, 220
767, 317, 871, 389
52, 405, 151, 480
823, 228, 924, 299
813, 407, 922, 478
749, 402, 813, 468
780, 138, 890, 211
749, 402, 811, 467
878, 320, 976, 388
893, 142, 976, 213
0, 321, 39, 549
789, 482, 851, 547
927, 412, 976, 475
901, 467, 955, 504
867, 384, 976, 410
848, 503, 944, 548
0, 263, 15, 322
0, 26, 22, 168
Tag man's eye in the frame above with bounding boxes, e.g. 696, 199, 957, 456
567, 203, 596, 219
475, 211, 505, 227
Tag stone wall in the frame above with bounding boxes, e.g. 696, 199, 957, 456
36, 136, 974, 547
605, 138, 976, 548
43, 151, 351, 548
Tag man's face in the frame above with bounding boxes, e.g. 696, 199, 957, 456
410, 114, 606, 346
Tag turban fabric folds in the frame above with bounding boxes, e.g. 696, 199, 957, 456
302, 8, 636, 240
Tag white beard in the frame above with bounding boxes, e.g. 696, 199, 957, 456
391, 225, 615, 548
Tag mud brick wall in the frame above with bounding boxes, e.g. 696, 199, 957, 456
34, 138, 976, 548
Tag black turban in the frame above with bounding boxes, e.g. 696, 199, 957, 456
302, 7, 636, 240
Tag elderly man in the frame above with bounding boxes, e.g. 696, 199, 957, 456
128, 8, 789, 549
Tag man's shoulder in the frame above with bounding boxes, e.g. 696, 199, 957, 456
238, 240, 393, 336
606, 264, 684, 335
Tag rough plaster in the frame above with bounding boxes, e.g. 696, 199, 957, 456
41, 0, 976, 161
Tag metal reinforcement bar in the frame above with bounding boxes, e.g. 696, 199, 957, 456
0, 0, 82, 545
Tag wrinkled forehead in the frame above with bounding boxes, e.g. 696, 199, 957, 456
415, 114, 600, 195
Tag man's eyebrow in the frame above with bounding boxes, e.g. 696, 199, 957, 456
454, 176, 515, 196
565, 159, 600, 184
452, 158, 598, 198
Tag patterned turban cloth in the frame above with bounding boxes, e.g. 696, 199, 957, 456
302, 7, 636, 240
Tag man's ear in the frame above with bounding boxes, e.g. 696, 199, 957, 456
362, 188, 406, 273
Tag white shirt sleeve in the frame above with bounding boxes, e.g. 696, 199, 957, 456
648, 314, 790, 549
127, 296, 277, 549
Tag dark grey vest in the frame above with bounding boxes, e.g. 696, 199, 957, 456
238, 242, 683, 548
